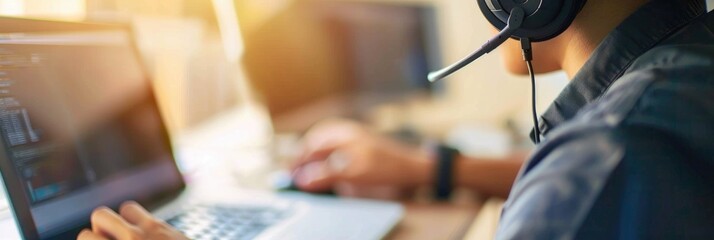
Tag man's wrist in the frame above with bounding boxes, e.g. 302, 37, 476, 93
410, 151, 435, 187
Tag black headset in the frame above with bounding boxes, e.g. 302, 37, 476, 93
479, 0, 588, 42
428, 0, 588, 143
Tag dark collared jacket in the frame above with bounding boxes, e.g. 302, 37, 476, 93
497, 0, 714, 239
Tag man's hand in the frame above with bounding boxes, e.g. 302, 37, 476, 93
291, 119, 434, 198
77, 201, 188, 240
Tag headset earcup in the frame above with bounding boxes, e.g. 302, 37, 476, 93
477, 0, 516, 36
477, 0, 588, 42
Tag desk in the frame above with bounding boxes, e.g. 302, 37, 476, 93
270, 97, 487, 239
178, 112, 485, 240
389, 201, 481, 240
182, 105, 489, 240
182, 151, 483, 240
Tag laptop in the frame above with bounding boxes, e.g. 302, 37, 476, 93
0, 17, 403, 240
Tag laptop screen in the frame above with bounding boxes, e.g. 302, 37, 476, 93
0, 29, 184, 238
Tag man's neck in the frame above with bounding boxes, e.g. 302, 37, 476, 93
560, 0, 649, 78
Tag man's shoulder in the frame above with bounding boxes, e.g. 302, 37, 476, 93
610, 43, 714, 97
497, 15, 714, 239
499, 57, 714, 237
527, 43, 714, 168
620, 44, 714, 118
625, 44, 714, 77
597, 44, 714, 157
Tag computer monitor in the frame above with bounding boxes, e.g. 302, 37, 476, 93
239, 0, 442, 115
0, 18, 184, 239
307, 0, 442, 94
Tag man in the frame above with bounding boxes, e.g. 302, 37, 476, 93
78, 0, 714, 239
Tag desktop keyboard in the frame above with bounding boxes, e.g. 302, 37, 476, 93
166, 204, 291, 240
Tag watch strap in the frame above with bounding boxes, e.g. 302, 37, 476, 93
434, 145, 459, 200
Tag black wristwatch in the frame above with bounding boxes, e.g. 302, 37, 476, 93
434, 144, 459, 200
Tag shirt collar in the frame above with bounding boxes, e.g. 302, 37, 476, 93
532, 0, 707, 142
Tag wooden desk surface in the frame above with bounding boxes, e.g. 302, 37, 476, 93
389, 201, 481, 240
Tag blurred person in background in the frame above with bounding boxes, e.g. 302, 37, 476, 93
79, 0, 714, 239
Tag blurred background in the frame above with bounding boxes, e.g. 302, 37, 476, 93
0, 0, 571, 149
0, 1, 712, 238
0, 0, 711, 158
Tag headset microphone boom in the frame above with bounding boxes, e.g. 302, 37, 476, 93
427, 0, 588, 143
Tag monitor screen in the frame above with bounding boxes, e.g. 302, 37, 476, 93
240, 1, 442, 115
0, 29, 183, 238
308, 1, 442, 93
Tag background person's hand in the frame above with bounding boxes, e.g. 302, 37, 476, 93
291, 119, 434, 198
77, 201, 188, 240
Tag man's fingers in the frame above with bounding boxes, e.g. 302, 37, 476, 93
293, 161, 339, 192
326, 150, 352, 173
291, 143, 338, 169
119, 201, 153, 225
292, 120, 363, 169
119, 201, 168, 231
90, 207, 140, 240
77, 229, 108, 240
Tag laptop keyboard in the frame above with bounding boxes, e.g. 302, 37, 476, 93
166, 204, 291, 240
